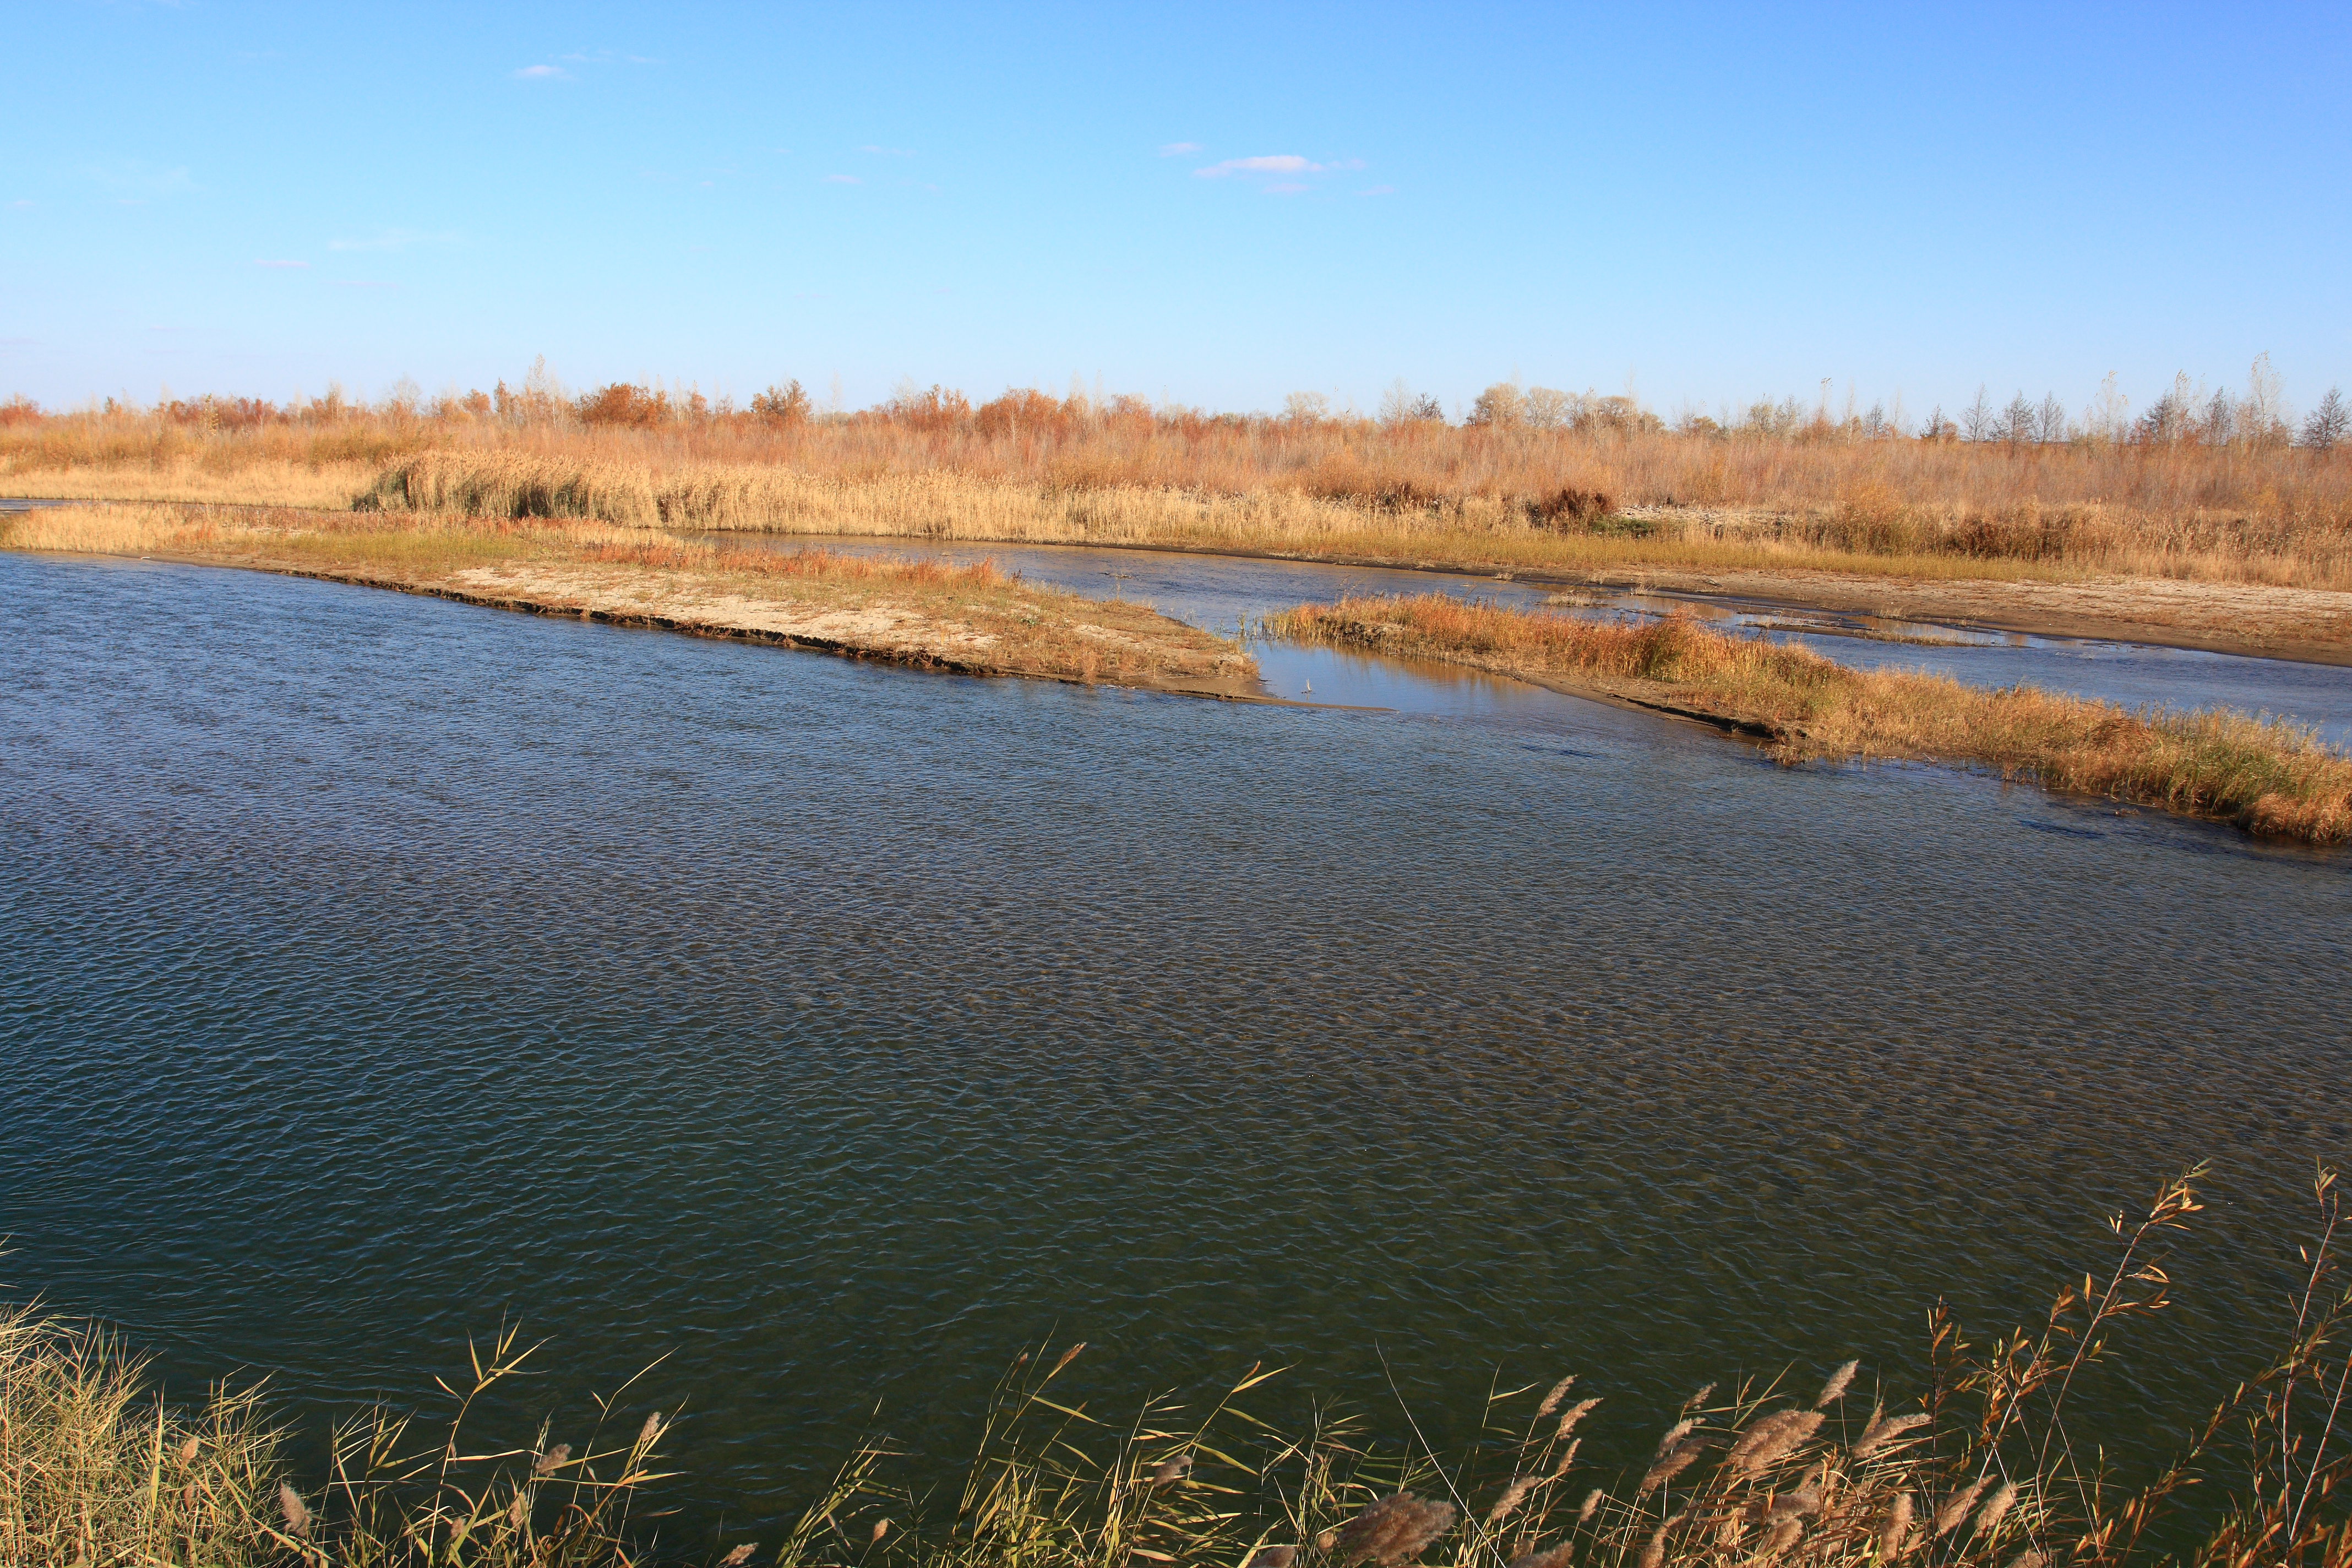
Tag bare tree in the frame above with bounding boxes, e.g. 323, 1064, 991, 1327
1467, 382, 1527, 428
2037, 393, 2070, 444
2302, 387, 2349, 451
1961, 385, 1995, 442
1998, 391, 2037, 445
2244, 352, 2289, 445
1523, 386, 1575, 430
2082, 371, 2130, 444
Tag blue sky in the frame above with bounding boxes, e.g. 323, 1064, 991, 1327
5, 2, 2348, 420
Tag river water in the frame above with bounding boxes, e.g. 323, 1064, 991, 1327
2, 546, 2349, 1545
727, 533, 2352, 744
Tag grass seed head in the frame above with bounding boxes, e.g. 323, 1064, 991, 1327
1815, 1360, 1860, 1408
1536, 1375, 1577, 1419
279, 1480, 311, 1538
1556, 1398, 1602, 1442
1877, 1493, 1915, 1560
1507, 1543, 1574, 1568
1851, 1412, 1932, 1459
1973, 1482, 2018, 1537
1577, 1489, 1604, 1523
1641, 1440, 1707, 1493
1725, 1410, 1826, 1476
1333, 1491, 1457, 1567
1934, 1478, 1991, 1537
535, 1441, 573, 1475
1485, 1475, 1540, 1527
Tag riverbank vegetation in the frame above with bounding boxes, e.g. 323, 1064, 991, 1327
0, 503, 1259, 696
1266, 596, 2352, 845
4, 361, 2350, 591
6, 1166, 2347, 1568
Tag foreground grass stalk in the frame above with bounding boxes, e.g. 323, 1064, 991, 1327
1264, 595, 2352, 844
6, 1167, 2349, 1566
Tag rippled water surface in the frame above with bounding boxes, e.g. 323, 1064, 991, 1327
3, 551, 2349, 1539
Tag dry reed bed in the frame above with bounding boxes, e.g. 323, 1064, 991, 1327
7, 405, 2351, 586
6, 1166, 2348, 1568
0, 504, 1258, 696
1265, 596, 2352, 845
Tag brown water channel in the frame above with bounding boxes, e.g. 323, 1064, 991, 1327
2, 546, 2348, 1552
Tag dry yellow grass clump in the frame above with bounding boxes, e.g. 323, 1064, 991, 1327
0, 504, 1260, 697
347, 451, 2137, 588
7, 1166, 2349, 1568
7, 387, 2352, 591
1265, 595, 2352, 844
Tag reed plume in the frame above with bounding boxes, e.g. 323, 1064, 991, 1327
1876, 1491, 1915, 1559
1641, 1441, 1707, 1493
1851, 1411, 1932, 1459
1935, 1478, 1992, 1536
1725, 1411, 1826, 1476
1332, 1492, 1456, 1566
1507, 1542, 1574, 1568
278, 1480, 311, 1538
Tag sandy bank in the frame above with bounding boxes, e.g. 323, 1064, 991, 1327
1, 504, 1264, 701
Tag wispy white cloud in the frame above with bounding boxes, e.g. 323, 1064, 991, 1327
1195, 154, 1321, 178
329, 228, 460, 252
84, 161, 197, 198
8, 200, 30, 210
1357, 184, 1396, 197
1262, 182, 1310, 195
512, 63, 569, 79
821, 173, 861, 184
254, 258, 309, 268
858, 145, 915, 156
1157, 141, 1202, 156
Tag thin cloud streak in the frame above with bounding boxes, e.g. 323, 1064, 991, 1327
1157, 141, 1202, 156
1195, 154, 1321, 178
254, 258, 309, 268
328, 228, 460, 252
511, 64, 569, 79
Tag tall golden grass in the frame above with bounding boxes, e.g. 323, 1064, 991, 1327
1265, 596, 2352, 844
7, 1166, 2348, 1567
5, 389, 2350, 586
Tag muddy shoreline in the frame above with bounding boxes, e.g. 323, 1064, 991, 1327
145, 551, 1279, 703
